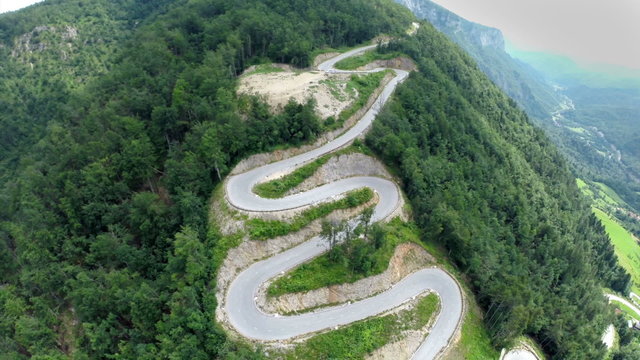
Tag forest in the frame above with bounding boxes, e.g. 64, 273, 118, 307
0, 0, 634, 359
366, 31, 630, 358
0, 0, 413, 358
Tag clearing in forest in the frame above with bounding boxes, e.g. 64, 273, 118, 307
238, 64, 356, 119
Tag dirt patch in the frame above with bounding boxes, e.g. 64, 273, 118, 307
231, 72, 394, 176
357, 57, 418, 72
258, 242, 435, 314
238, 69, 355, 119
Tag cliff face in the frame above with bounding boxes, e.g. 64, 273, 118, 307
394, 0, 560, 119
403, 0, 504, 50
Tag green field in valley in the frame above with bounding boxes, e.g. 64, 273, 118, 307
593, 207, 640, 294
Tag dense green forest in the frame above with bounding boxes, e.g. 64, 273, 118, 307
366, 28, 630, 358
396, 0, 640, 237
0, 0, 177, 176
0, 0, 412, 358
0, 0, 633, 359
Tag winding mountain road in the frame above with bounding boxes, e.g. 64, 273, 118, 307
606, 293, 640, 318
223, 45, 463, 359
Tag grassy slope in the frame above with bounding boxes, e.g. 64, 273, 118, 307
446, 303, 499, 360
246, 188, 373, 240
593, 207, 640, 294
284, 293, 439, 359
419, 233, 499, 360
254, 156, 330, 198
328, 70, 390, 130
268, 218, 422, 296
609, 298, 640, 321
334, 50, 405, 70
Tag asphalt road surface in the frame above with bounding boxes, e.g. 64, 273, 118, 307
223, 45, 463, 360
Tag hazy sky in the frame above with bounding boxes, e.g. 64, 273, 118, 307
0, 0, 43, 14
431, 0, 640, 69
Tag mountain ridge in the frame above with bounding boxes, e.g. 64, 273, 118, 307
0, 0, 633, 359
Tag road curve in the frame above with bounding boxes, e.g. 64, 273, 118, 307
606, 293, 640, 318
223, 45, 463, 359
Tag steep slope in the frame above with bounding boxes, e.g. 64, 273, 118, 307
0, 0, 630, 359
396, 0, 640, 258
394, 0, 562, 119
0, 0, 175, 180
367, 26, 629, 358
0, 0, 415, 358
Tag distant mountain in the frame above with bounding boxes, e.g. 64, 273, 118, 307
396, 0, 640, 215
506, 46, 640, 89
394, 0, 563, 119
0, 0, 629, 359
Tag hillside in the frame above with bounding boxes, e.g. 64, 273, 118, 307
0, 0, 633, 359
0, 0, 175, 183
393, 0, 563, 120
395, 0, 640, 220
367, 28, 629, 358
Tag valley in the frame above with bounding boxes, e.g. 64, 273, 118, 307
0, 0, 636, 359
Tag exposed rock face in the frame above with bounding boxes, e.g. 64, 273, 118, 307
11, 25, 79, 62
396, 0, 504, 50
394, 0, 562, 119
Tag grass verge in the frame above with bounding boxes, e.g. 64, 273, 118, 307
417, 227, 500, 359
444, 303, 499, 360
284, 293, 439, 359
247, 188, 373, 240
268, 218, 422, 296
334, 50, 405, 70
253, 140, 375, 200
324, 71, 390, 131
254, 155, 330, 198
609, 298, 640, 321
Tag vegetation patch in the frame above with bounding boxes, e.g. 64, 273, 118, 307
246, 188, 373, 240
334, 49, 406, 70
268, 218, 421, 296
253, 140, 375, 201
609, 299, 640, 321
254, 155, 330, 198
595, 207, 640, 294
244, 63, 286, 76
284, 293, 439, 359
447, 304, 500, 360
324, 71, 390, 130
